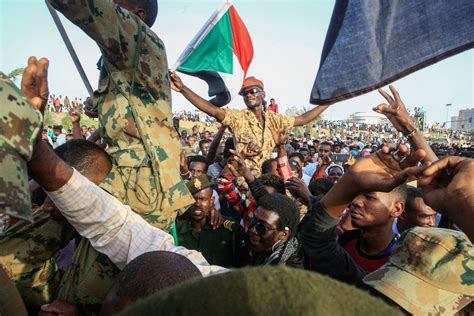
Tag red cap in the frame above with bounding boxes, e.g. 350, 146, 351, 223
239, 76, 264, 95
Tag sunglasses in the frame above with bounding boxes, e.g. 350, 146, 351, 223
241, 87, 263, 97
252, 222, 277, 235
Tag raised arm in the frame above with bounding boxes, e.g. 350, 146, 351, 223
294, 105, 330, 127
320, 145, 426, 219
170, 72, 225, 122
413, 156, 474, 241
373, 85, 437, 163
207, 125, 226, 163
46, 169, 227, 275
22, 56, 227, 276
69, 103, 83, 140
47, 0, 140, 69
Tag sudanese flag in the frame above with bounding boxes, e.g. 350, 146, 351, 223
174, 2, 254, 107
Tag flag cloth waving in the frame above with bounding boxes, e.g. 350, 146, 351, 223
174, 1, 254, 107
310, 0, 474, 105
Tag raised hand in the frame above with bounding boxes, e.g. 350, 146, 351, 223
272, 126, 288, 147
169, 71, 185, 93
286, 176, 312, 206
228, 149, 254, 182
241, 141, 262, 159
179, 149, 189, 177
373, 85, 415, 135
69, 102, 81, 123
349, 144, 425, 193
321, 144, 426, 218
416, 157, 473, 213
409, 156, 473, 241
318, 153, 333, 166
346, 155, 356, 167
21, 56, 49, 114
83, 97, 98, 118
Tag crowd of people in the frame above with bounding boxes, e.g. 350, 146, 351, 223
47, 95, 85, 113
1, 1, 473, 316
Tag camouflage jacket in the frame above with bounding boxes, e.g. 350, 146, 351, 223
0, 72, 42, 222
48, 0, 194, 227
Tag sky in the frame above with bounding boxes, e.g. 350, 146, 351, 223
0, 0, 472, 125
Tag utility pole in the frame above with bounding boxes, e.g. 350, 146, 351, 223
446, 103, 452, 129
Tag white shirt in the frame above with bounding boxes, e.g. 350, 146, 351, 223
47, 169, 228, 276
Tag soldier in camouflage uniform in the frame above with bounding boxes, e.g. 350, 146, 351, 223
364, 227, 474, 314
39, 1, 195, 310
0, 61, 119, 311
48, 0, 194, 232
0, 68, 44, 312
0, 72, 42, 223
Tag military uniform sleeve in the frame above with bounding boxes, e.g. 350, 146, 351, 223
46, 169, 228, 277
47, 0, 138, 69
298, 197, 367, 288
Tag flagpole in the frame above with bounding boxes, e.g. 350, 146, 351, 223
45, 0, 94, 97
171, 1, 232, 71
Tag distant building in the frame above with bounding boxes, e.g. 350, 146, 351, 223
456, 108, 474, 131
352, 112, 385, 125
450, 116, 458, 130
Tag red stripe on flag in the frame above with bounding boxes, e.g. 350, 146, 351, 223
229, 5, 254, 77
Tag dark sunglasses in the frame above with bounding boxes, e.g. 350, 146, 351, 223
252, 221, 277, 235
241, 87, 263, 97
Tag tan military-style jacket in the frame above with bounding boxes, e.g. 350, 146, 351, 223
222, 108, 295, 175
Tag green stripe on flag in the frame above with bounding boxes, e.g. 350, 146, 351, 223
178, 10, 234, 74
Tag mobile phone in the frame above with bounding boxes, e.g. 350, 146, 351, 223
173, 117, 180, 130
333, 153, 349, 163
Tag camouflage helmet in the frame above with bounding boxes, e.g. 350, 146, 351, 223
0, 72, 42, 222
363, 227, 474, 315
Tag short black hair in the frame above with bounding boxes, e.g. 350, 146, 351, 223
199, 139, 211, 147
290, 140, 300, 151
104, 251, 201, 314
320, 141, 332, 147
261, 158, 276, 175
308, 178, 334, 197
289, 152, 305, 163
54, 139, 112, 176
391, 184, 408, 203
258, 193, 299, 237
223, 138, 235, 158
188, 155, 209, 171
258, 174, 286, 194
405, 186, 423, 212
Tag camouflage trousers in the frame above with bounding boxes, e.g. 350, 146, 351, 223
101, 163, 181, 232
0, 211, 70, 308
0, 211, 119, 312
55, 238, 120, 313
